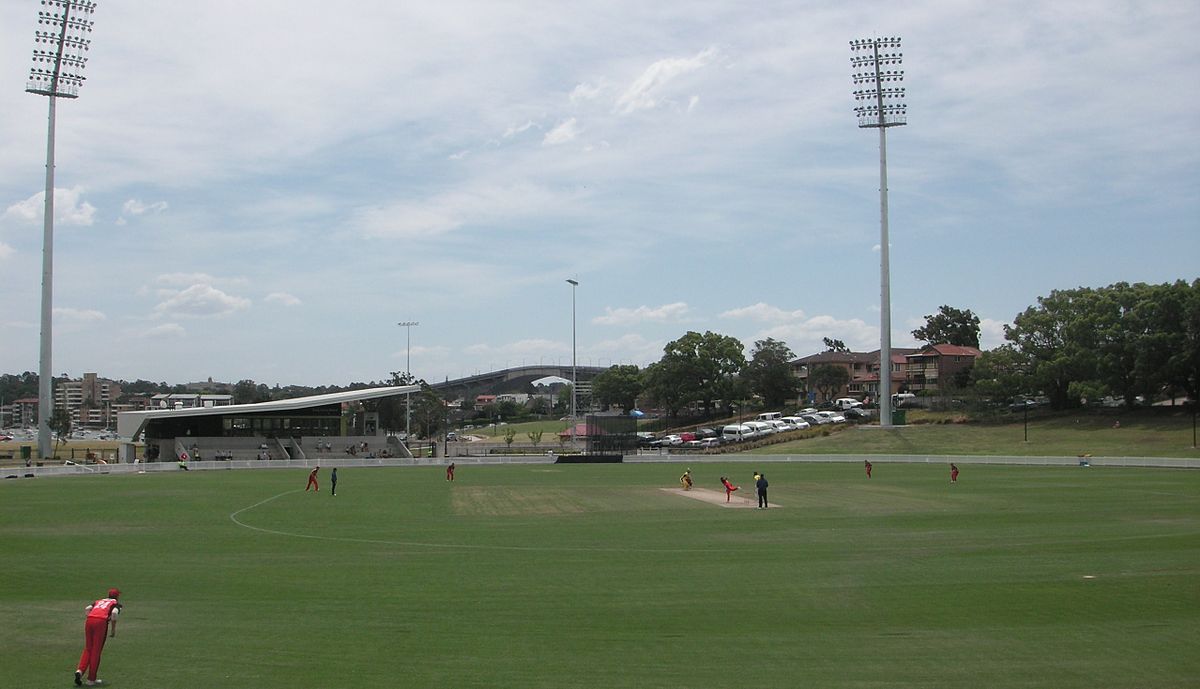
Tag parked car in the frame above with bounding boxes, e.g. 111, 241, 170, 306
767, 419, 793, 433
745, 421, 775, 437
781, 416, 811, 430
661, 434, 684, 446
800, 413, 829, 426
695, 427, 719, 439
721, 424, 755, 442
816, 411, 846, 424
834, 398, 863, 411
843, 407, 872, 421
699, 437, 722, 448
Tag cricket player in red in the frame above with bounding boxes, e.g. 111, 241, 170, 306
75, 588, 122, 686
865, 460, 873, 478
446, 462, 456, 481
950, 463, 959, 483
720, 476, 739, 502
306, 466, 320, 491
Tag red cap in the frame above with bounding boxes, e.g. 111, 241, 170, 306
107, 588, 120, 599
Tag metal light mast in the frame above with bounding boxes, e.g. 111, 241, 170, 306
566, 279, 578, 443
26, 0, 98, 459
397, 321, 419, 441
850, 36, 906, 428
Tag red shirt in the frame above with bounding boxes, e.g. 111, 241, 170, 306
86, 597, 121, 622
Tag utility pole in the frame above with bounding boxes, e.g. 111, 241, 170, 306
850, 36, 906, 427
26, 1, 98, 459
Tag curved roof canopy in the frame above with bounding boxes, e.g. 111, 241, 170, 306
116, 385, 420, 440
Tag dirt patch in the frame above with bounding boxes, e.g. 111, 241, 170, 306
659, 487, 775, 509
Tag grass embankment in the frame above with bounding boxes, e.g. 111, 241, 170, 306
759, 408, 1199, 458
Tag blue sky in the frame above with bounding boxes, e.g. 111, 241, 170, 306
1, 1, 1197, 387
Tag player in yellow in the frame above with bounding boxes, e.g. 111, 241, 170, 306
680, 468, 694, 490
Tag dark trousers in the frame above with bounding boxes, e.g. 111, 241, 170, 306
757, 489, 767, 508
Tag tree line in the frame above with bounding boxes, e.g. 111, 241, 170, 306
590, 280, 1199, 415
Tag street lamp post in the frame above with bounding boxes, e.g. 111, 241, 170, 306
26, 1, 98, 460
566, 279, 578, 444
850, 36, 906, 428
397, 321, 419, 440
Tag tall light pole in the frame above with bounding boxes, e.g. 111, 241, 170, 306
397, 321, 418, 440
26, 1, 98, 459
566, 279, 578, 442
851, 36, 906, 428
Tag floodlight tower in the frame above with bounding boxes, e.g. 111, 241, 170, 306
26, 1, 98, 459
397, 321, 419, 440
850, 36, 906, 428
566, 279, 578, 442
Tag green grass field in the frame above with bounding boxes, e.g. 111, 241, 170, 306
3, 462, 1198, 688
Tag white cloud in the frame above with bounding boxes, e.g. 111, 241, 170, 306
570, 81, 604, 104
979, 318, 1010, 350
543, 118, 581, 146
265, 292, 302, 306
0, 242, 13, 260
145, 323, 187, 338
54, 307, 106, 324
3, 187, 96, 226
153, 284, 251, 318
355, 183, 573, 239
122, 199, 169, 216
615, 46, 718, 115
503, 120, 538, 139
593, 302, 690, 326
720, 302, 806, 323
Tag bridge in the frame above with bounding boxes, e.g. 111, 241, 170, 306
427, 364, 609, 397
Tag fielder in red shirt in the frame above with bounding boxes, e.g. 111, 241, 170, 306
75, 588, 122, 686
446, 462, 456, 481
865, 460, 873, 478
720, 476, 740, 502
950, 463, 959, 483
306, 466, 320, 491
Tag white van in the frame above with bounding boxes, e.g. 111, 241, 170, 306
781, 416, 811, 430
721, 424, 755, 442
767, 419, 792, 433
892, 393, 917, 407
745, 421, 775, 437
833, 398, 863, 411
756, 411, 783, 422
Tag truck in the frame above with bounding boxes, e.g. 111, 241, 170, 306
833, 398, 863, 411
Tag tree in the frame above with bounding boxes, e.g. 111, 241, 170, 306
652, 331, 746, 416
743, 338, 799, 408
49, 408, 72, 459
823, 337, 850, 353
410, 384, 449, 439
912, 305, 981, 348
503, 427, 516, 448
969, 344, 1029, 403
527, 430, 544, 448
809, 364, 850, 402
591, 364, 643, 412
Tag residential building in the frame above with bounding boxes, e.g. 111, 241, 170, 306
791, 349, 918, 402
904, 344, 982, 393
54, 373, 123, 428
